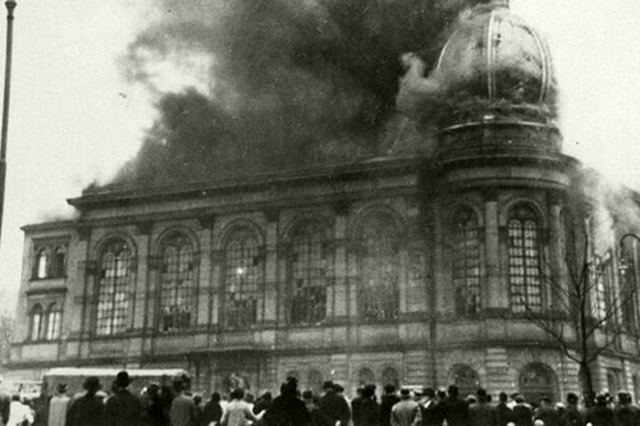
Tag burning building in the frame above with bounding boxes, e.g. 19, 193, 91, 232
9, 0, 640, 401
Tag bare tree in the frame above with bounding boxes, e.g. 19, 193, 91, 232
522, 233, 637, 404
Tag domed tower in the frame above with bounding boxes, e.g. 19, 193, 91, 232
402, 1, 582, 397
433, 0, 561, 159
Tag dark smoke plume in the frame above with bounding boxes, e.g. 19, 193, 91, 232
103, 0, 487, 190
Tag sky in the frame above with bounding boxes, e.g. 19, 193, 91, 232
0, 0, 639, 315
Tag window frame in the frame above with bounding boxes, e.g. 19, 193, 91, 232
287, 221, 329, 326
222, 228, 263, 330
95, 239, 134, 337
507, 204, 544, 313
158, 232, 196, 333
451, 207, 482, 316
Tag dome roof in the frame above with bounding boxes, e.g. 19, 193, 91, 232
434, 2, 556, 108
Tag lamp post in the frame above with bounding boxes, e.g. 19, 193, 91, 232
0, 0, 16, 248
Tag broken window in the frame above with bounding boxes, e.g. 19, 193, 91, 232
508, 204, 542, 313
159, 233, 194, 332
358, 213, 400, 322
452, 207, 481, 315
289, 222, 327, 325
224, 228, 261, 329
96, 240, 132, 336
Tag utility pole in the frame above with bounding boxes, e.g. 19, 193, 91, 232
0, 0, 16, 247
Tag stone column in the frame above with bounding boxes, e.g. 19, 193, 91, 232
132, 222, 152, 333
432, 201, 449, 314
333, 204, 349, 320
484, 190, 507, 310
264, 211, 279, 327
197, 216, 215, 345
547, 191, 565, 311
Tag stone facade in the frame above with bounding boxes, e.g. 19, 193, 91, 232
9, 0, 640, 403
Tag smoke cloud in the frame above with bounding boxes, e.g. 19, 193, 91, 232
99, 0, 489, 189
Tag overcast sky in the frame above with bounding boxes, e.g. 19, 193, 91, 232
0, 0, 638, 315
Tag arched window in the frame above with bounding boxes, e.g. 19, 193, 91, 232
45, 303, 61, 340
382, 367, 400, 389
450, 364, 480, 398
508, 204, 543, 313
50, 246, 66, 278
452, 207, 481, 315
96, 239, 133, 336
288, 222, 328, 325
30, 304, 43, 341
159, 233, 195, 332
36, 249, 48, 279
308, 369, 324, 395
519, 362, 558, 403
606, 368, 622, 395
224, 228, 261, 329
358, 213, 400, 322
358, 367, 375, 387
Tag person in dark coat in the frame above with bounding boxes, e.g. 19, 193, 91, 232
303, 391, 333, 426
319, 381, 350, 426
105, 370, 143, 426
354, 385, 379, 426
512, 395, 533, 426
253, 391, 272, 416
381, 385, 401, 426
169, 373, 199, 426
533, 397, 561, 426
469, 388, 496, 426
440, 385, 469, 426
262, 377, 311, 426
351, 388, 365, 426
613, 391, 640, 426
201, 392, 223, 426
561, 393, 582, 426
67, 377, 106, 426
0, 378, 10, 426
141, 383, 169, 426
584, 394, 614, 426
419, 388, 443, 426
495, 392, 513, 426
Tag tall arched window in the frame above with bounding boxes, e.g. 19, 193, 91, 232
452, 207, 481, 315
159, 233, 195, 332
45, 302, 61, 340
508, 204, 543, 313
288, 222, 328, 325
96, 239, 133, 336
382, 367, 400, 389
450, 364, 480, 398
358, 213, 400, 322
30, 304, 43, 341
224, 228, 261, 329
519, 362, 558, 403
36, 249, 48, 279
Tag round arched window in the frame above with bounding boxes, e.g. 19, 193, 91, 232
519, 362, 558, 403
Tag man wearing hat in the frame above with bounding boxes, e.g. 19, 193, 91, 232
319, 381, 351, 426
440, 385, 470, 426
105, 370, 143, 426
391, 388, 421, 426
419, 387, 443, 426
67, 377, 106, 426
469, 388, 497, 426
584, 394, 614, 426
48, 383, 71, 426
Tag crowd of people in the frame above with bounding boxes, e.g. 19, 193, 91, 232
1, 371, 640, 426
